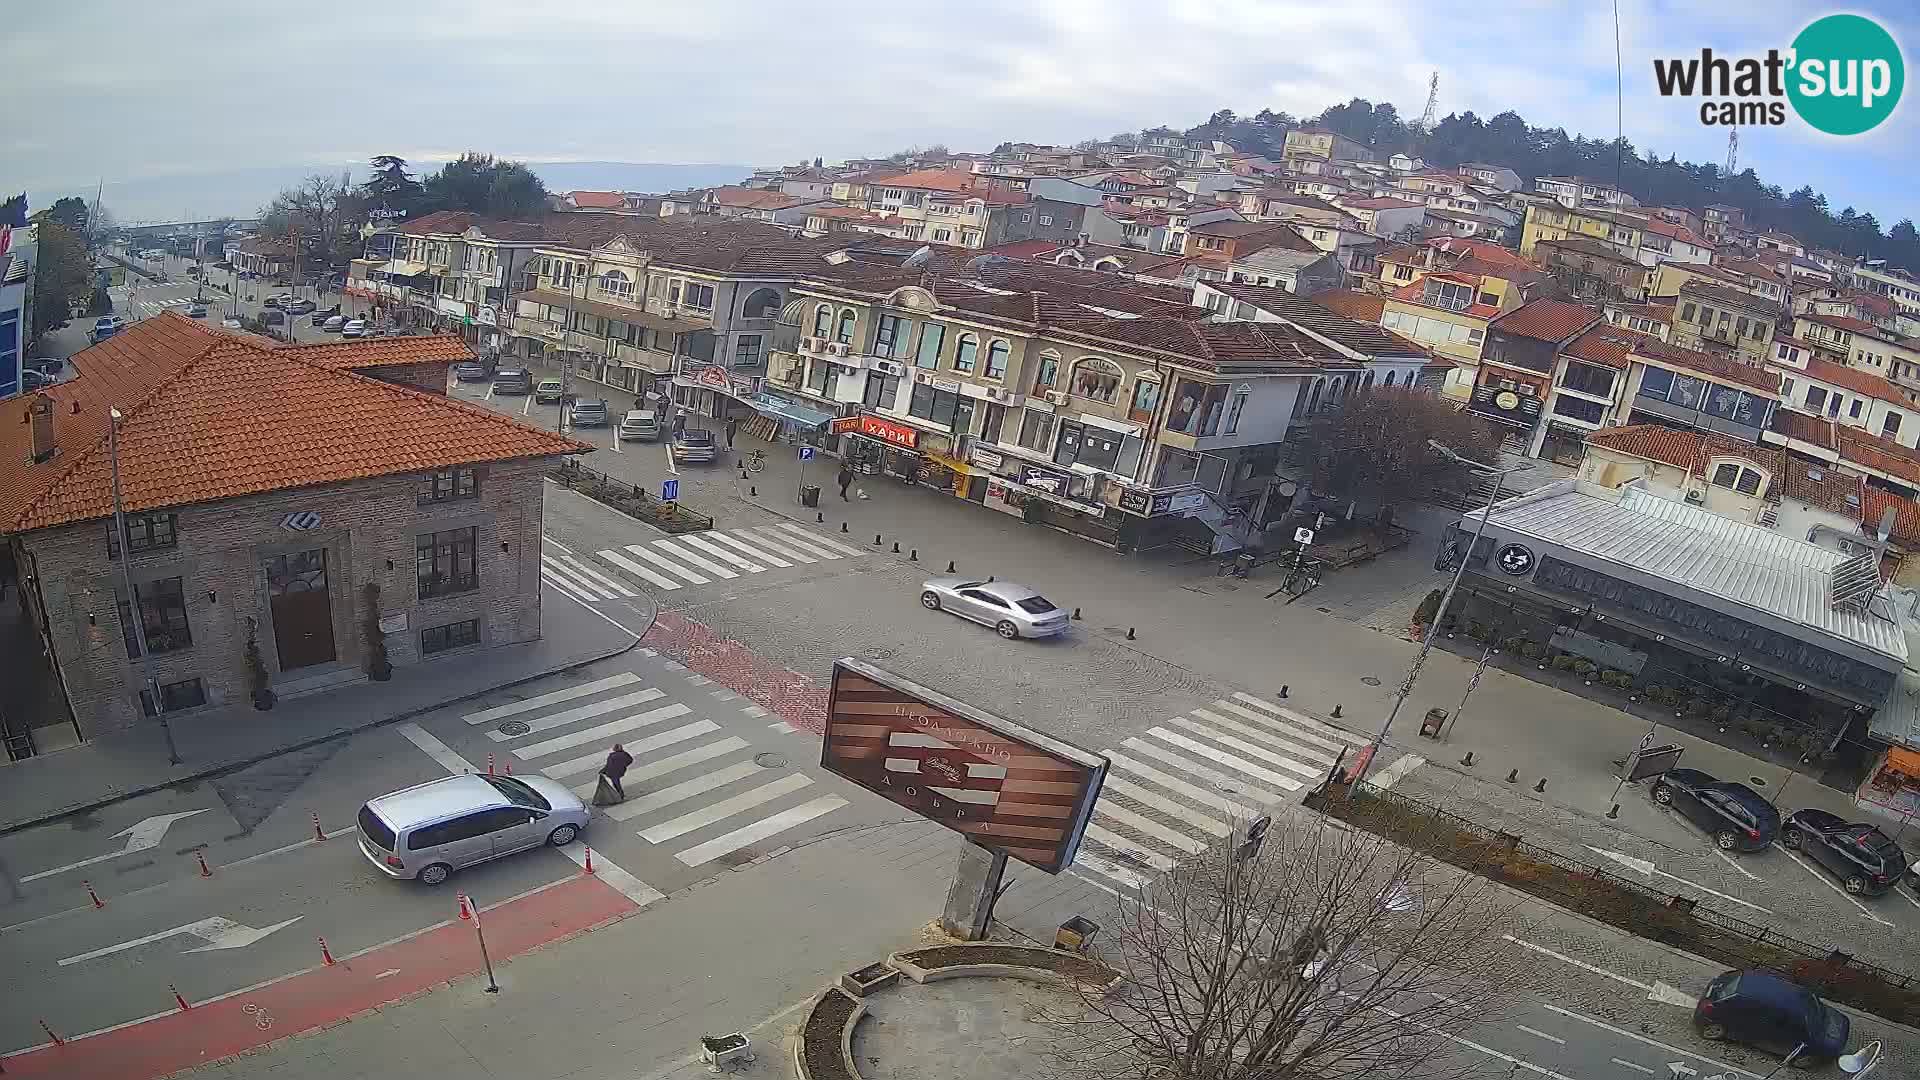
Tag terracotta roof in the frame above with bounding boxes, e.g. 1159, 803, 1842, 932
707, 186, 807, 211
1679, 279, 1784, 313
1310, 288, 1385, 322
1341, 197, 1423, 210
1632, 338, 1780, 393
1207, 283, 1424, 356
1799, 357, 1908, 404
0, 314, 588, 534
1563, 324, 1655, 369
1766, 408, 1838, 451
1799, 311, 1887, 338
1490, 299, 1601, 344
1052, 317, 1349, 369
1859, 485, 1920, 547
981, 239, 1064, 259
1191, 219, 1291, 238
1717, 256, 1787, 283
1835, 427, 1920, 488
275, 336, 473, 370
566, 190, 627, 209
870, 168, 1001, 195
1584, 424, 1777, 474
1644, 218, 1707, 246
1534, 235, 1641, 264
1778, 460, 1864, 516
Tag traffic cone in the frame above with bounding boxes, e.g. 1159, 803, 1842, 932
84, 880, 104, 909
319, 937, 336, 965
196, 850, 213, 878
311, 810, 326, 841
584, 847, 596, 875
458, 894, 473, 921
171, 984, 192, 1011
487, 753, 495, 777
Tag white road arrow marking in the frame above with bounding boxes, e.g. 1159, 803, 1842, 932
1585, 847, 1775, 914
1648, 981, 1700, 1008
1668, 1062, 1698, 1078
21, 809, 212, 882
57, 915, 302, 966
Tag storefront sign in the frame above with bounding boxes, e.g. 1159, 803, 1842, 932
1116, 489, 1152, 515
1021, 464, 1070, 496
931, 377, 961, 393
476, 306, 497, 327
969, 446, 1004, 471
436, 297, 470, 318
694, 365, 732, 390
859, 414, 919, 450
829, 416, 862, 435
1495, 543, 1536, 576
1163, 490, 1209, 515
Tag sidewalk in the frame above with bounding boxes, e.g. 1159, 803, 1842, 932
172, 819, 977, 1080
0, 588, 643, 837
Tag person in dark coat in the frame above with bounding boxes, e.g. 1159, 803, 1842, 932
600, 743, 634, 799
725, 416, 739, 448
837, 464, 855, 501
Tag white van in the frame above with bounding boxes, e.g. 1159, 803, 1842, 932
356, 774, 589, 886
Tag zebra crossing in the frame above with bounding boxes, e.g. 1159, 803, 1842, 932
136, 296, 199, 316
461, 671, 848, 868
539, 523, 868, 602
1068, 693, 1399, 892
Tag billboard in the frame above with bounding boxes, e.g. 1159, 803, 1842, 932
821, 659, 1106, 874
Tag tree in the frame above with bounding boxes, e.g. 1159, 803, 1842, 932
31, 221, 92, 335
1039, 817, 1519, 1080
0, 194, 25, 228
43, 196, 90, 239
1311, 387, 1500, 511
420, 152, 549, 218
361, 155, 424, 219
258, 172, 363, 272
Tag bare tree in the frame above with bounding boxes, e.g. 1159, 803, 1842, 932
1310, 387, 1501, 515
1040, 816, 1522, 1080
258, 172, 364, 273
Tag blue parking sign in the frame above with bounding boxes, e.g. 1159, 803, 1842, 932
662, 478, 679, 502
798, 446, 815, 461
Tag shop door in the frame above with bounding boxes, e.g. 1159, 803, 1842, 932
265, 549, 337, 671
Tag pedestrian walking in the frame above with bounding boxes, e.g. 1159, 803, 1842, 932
599, 743, 634, 801
837, 464, 855, 501
725, 416, 739, 448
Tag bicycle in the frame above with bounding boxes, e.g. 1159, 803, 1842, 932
744, 448, 767, 474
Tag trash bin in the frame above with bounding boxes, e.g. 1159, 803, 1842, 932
1056, 915, 1099, 953
1419, 708, 1446, 739
799, 485, 821, 508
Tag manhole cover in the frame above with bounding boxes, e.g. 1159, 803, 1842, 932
1748, 776, 1768, 787
865, 647, 897, 661
497, 720, 531, 736
1361, 676, 1382, 686
754, 752, 791, 769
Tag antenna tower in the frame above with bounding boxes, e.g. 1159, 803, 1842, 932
1418, 71, 1440, 134
1725, 128, 1738, 175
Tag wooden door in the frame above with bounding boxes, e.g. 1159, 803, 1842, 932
265, 549, 337, 670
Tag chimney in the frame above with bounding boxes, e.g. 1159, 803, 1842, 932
28, 395, 55, 463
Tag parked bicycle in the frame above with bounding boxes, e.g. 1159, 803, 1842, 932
744, 448, 768, 474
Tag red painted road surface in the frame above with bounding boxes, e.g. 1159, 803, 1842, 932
3, 874, 636, 1079
646, 609, 829, 734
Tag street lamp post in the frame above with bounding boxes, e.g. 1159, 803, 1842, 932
1351, 441, 1512, 785
109, 408, 181, 766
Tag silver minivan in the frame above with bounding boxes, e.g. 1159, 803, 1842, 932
357, 774, 590, 886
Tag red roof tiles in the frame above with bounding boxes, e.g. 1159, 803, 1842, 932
1310, 288, 1385, 322
1800, 357, 1907, 404
1490, 299, 1600, 344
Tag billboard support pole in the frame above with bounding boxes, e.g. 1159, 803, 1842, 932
941, 840, 1008, 941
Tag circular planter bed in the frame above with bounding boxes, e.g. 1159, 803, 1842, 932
892, 943, 1117, 989
796, 987, 862, 1080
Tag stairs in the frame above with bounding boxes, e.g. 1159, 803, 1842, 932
273, 662, 367, 701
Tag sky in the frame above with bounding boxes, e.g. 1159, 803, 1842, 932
5, 1, 1916, 226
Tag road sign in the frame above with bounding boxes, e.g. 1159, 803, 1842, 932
821, 659, 1107, 875
661, 478, 679, 502
799, 446, 815, 461
57, 915, 304, 966
21, 809, 212, 882
1294, 527, 1315, 545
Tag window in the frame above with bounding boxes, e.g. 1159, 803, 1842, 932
952, 334, 978, 374
1070, 358, 1123, 402
907, 382, 961, 427
421, 619, 481, 655
679, 282, 715, 311
1017, 409, 1055, 453
1637, 366, 1675, 399
1805, 385, 1828, 411
807, 357, 841, 398
1735, 317, 1749, 339
107, 512, 178, 557
1776, 342, 1792, 361
932, 229, 954, 243
1130, 379, 1162, 419
1712, 462, 1741, 488
1850, 399, 1864, 419
119, 576, 192, 656
1033, 350, 1059, 389
836, 309, 857, 344
862, 371, 898, 409
416, 467, 480, 505
1478, 292, 1499, 307
1558, 361, 1615, 398
985, 340, 1009, 380
140, 677, 206, 716
1782, 377, 1794, 398
875, 314, 906, 358
1422, 279, 1474, 311
1680, 302, 1697, 323
1039, 215, 1052, 226
982, 402, 1006, 444
1735, 470, 1763, 495
418, 527, 479, 599
597, 270, 634, 300
740, 288, 781, 319
812, 305, 832, 337
1885, 412, 1904, 438
915, 322, 945, 369
1224, 390, 1248, 434
733, 334, 763, 368
1551, 395, 1607, 424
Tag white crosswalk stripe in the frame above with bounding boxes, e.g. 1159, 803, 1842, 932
465, 674, 851, 865
595, 548, 686, 591
724, 528, 816, 564
610, 545, 709, 585
552, 554, 638, 598
542, 568, 602, 603
546, 527, 878, 601
1067, 700, 1372, 895
741, 526, 829, 562
774, 522, 864, 556
542, 555, 620, 600
700, 530, 791, 568
676, 534, 765, 573
650, 538, 738, 579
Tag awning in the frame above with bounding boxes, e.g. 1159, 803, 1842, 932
924, 452, 986, 477
748, 394, 833, 430
378, 260, 429, 276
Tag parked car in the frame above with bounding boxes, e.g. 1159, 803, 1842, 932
492, 368, 532, 394
263, 294, 291, 308
289, 300, 318, 317
1694, 969, 1849, 1064
222, 316, 244, 329
260, 309, 286, 325
185, 303, 208, 318
453, 362, 489, 382
340, 319, 367, 338
322, 315, 347, 332
618, 409, 661, 441
1781, 809, 1905, 895
355, 774, 587, 887
1650, 768, 1780, 852
534, 378, 565, 403
90, 315, 126, 342
669, 426, 715, 462
569, 399, 610, 427
919, 577, 1070, 640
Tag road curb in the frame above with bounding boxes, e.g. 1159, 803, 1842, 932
0, 608, 653, 839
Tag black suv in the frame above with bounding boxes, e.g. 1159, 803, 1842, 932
1695, 969, 1848, 1064
1650, 768, 1780, 852
1782, 808, 1905, 895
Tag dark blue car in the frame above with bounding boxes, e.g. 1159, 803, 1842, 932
1695, 969, 1849, 1064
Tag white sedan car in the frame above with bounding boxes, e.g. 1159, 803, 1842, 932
919, 577, 1070, 639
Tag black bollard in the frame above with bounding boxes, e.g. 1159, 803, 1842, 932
749, 486, 757, 497
909, 549, 918, 561
841, 522, 849, 533
1505, 768, 1519, 783
874, 534, 882, 546
945, 560, 956, 573
1331, 704, 1342, 719
1606, 804, 1620, 820
1278, 685, 1289, 698
1459, 752, 1474, 767
1072, 607, 1082, 620
816, 512, 824, 523
1533, 778, 1547, 793
1126, 627, 1136, 640
891, 541, 900, 553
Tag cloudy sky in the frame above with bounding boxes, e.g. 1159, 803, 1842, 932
6, 1, 1915, 225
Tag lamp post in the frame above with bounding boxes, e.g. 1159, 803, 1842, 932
1352, 441, 1512, 785
109, 408, 181, 766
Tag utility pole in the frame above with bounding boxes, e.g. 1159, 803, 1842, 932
109, 408, 181, 766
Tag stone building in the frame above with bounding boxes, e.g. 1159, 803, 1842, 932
0, 313, 585, 752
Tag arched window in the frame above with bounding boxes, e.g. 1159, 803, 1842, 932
1363, 371, 1376, 391
1071, 357, 1124, 403
1032, 349, 1061, 390
1129, 378, 1162, 418
985, 340, 1010, 379
1307, 379, 1324, 412
1384, 370, 1398, 387
953, 334, 979, 374
741, 288, 781, 319
836, 309, 857, 344
597, 269, 634, 300
812, 305, 832, 337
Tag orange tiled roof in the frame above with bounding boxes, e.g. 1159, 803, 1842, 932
1585, 424, 1778, 474
1632, 338, 1780, 394
275, 336, 474, 370
566, 190, 626, 209
1860, 485, 1920, 547
1, 314, 588, 533
1310, 288, 1385, 322
1835, 427, 1920, 488
1490, 299, 1600, 344
1799, 357, 1907, 404
1563, 324, 1655, 369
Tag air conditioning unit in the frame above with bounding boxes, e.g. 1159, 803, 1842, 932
833, 342, 851, 356
1684, 488, 1705, 504
1045, 390, 1070, 406
871, 358, 906, 377
798, 336, 816, 352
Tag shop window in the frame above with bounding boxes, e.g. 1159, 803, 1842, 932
417, 467, 480, 506
1017, 409, 1055, 453
985, 340, 1009, 380
1070, 358, 1123, 403
417, 527, 479, 599
908, 383, 960, 427
119, 576, 192, 657
140, 677, 207, 716
422, 619, 481, 656
107, 512, 179, 558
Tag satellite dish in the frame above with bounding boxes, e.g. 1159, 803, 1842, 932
965, 254, 1011, 273
901, 245, 934, 268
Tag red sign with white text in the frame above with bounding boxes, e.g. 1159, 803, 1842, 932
859, 414, 919, 450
